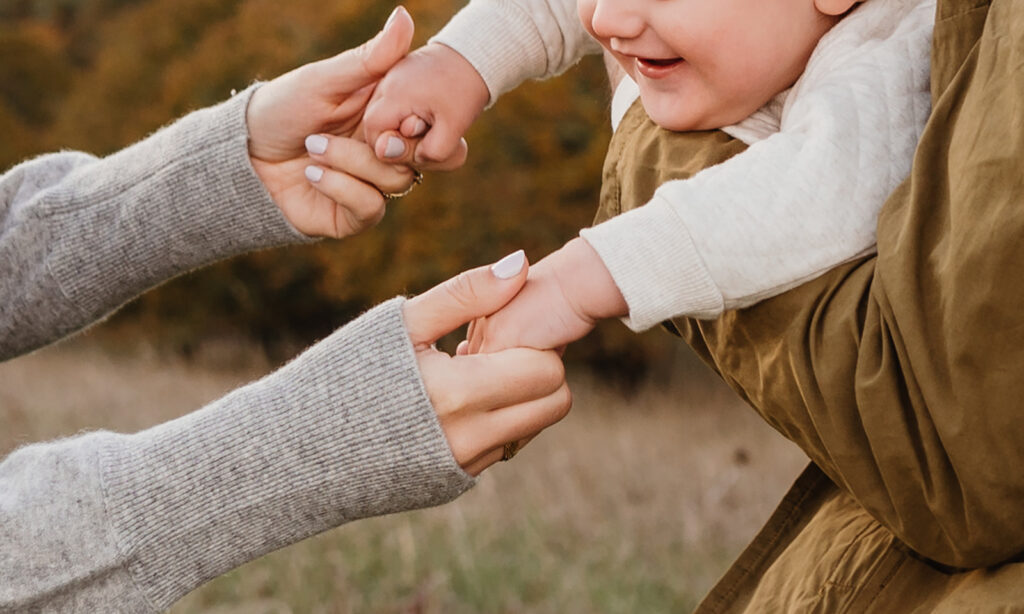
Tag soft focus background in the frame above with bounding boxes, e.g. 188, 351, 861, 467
0, 1, 807, 611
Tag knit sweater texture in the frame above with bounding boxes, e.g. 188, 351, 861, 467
435, 0, 934, 328
0, 88, 475, 612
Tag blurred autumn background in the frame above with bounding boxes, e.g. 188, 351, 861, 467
0, 1, 806, 611
0, 0, 670, 379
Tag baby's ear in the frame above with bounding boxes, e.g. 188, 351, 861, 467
813, 0, 860, 16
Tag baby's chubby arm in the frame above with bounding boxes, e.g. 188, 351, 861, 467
585, 0, 935, 330
463, 238, 627, 354
363, 0, 600, 166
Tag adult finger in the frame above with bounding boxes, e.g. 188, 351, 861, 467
421, 347, 566, 416
403, 250, 529, 347
374, 131, 469, 172
375, 131, 416, 164
401, 115, 429, 138
480, 382, 572, 452
303, 165, 387, 235
321, 6, 415, 94
462, 434, 536, 477
447, 383, 572, 475
306, 134, 415, 195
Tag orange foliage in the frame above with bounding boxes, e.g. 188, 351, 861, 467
1, 0, 674, 381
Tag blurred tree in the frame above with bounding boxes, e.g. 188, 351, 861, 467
0, 23, 72, 168
1, 0, 677, 383
0, 102, 35, 172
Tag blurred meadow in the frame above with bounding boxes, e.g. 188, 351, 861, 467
0, 337, 806, 613
1, 0, 808, 611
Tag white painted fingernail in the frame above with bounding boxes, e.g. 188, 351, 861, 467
384, 136, 406, 158
305, 134, 328, 155
410, 118, 428, 137
385, 6, 404, 31
305, 165, 324, 183
491, 249, 526, 279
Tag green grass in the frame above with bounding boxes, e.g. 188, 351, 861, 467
0, 336, 807, 613
170, 491, 732, 614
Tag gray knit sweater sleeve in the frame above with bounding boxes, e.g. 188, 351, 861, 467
0, 86, 309, 359
0, 298, 476, 612
0, 88, 476, 611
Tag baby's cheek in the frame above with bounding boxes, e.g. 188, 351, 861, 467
602, 51, 630, 90
579, 0, 635, 91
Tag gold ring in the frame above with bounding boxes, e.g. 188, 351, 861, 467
381, 170, 423, 200
501, 440, 520, 462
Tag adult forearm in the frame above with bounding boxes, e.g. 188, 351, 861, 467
0, 87, 307, 360
0, 299, 473, 612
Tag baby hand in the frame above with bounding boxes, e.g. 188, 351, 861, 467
363, 42, 489, 170
247, 7, 417, 238
463, 239, 629, 355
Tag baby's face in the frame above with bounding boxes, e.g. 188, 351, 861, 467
578, 0, 841, 131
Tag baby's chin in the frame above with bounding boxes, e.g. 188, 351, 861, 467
639, 92, 713, 132
639, 91, 754, 133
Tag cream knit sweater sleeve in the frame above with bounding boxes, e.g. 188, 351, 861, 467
580, 0, 935, 329
431, 0, 601, 102
430, 0, 933, 330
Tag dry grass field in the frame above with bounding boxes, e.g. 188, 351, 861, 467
0, 334, 807, 613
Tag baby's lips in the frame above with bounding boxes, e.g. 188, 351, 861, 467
637, 56, 683, 68
635, 56, 685, 79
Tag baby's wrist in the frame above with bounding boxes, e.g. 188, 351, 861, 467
553, 237, 628, 322
422, 42, 490, 112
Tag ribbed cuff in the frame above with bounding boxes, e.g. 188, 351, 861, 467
48, 85, 311, 320
580, 196, 725, 330
431, 0, 552, 103
99, 298, 474, 610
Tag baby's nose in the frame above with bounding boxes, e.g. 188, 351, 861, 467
587, 0, 647, 42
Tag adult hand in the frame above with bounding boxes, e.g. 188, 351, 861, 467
363, 42, 490, 170
246, 6, 420, 238
403, 251, 573, 476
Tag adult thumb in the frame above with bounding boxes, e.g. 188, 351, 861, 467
403, 250, 529, 347
328, 6, 415, 93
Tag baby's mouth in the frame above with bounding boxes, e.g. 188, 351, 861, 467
635, 56, 685, 78
638, 57, 683, 69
